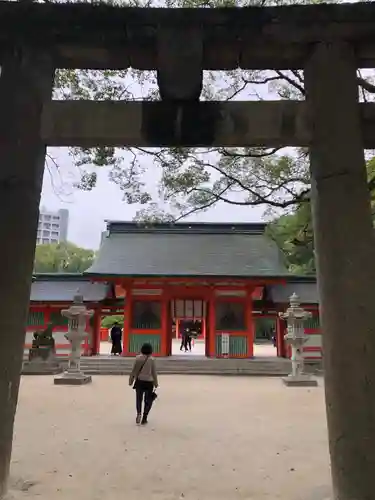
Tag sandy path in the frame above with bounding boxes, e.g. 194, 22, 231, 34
9, 376, 331, 500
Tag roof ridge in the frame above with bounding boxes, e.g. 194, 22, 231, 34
33, 273, 90, 281
107, 221, 267, 235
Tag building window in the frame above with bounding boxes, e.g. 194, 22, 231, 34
215, 301, 246, 331
27, 310, 45, 327
50, 310, 69, 327
43, 223, 51, 229
131, 301, 161, 329
52, 223, 59, 230
51, 231, 59, 237
51, 238, 58, 243
44, 215, 51, 221
52, 216, 59, 221
42, 238, 49, 244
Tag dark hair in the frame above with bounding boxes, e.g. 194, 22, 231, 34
141, 343, 153, 356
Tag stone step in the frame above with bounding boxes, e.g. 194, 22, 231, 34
78, 362, 290, 369
84, 366, 290, 370
23, 357, 292, 376
79, 358, 290, 365
79, 360, 291, 376
78, 367, 290, 374
79, 365, 289, 371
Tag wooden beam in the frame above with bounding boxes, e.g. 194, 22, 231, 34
42, 100, 375, 148
2, 2, 375, 69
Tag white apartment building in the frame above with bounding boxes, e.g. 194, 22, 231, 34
36, 208, 69, 245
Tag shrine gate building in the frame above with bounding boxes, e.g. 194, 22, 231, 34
25, 221, 322, 360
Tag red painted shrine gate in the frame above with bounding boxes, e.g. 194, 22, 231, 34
80, 221, 322, 359
26, 223, 321, 360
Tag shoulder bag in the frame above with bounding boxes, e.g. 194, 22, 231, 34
132, 356, 149, 390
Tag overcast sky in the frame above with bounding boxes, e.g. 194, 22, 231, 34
41, 67, 293, 250
41, 147, 264, 250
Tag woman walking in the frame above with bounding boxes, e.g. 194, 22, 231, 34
129, 343, 158, 425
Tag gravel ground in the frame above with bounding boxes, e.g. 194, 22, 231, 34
8, 375, 331, 500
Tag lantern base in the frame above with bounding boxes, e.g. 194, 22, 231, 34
54, 371, 92, 385
282, 375, 318, 387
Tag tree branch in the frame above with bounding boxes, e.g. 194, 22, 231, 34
219, 147, 281, 158
190, 186, 310, 209
275, 70, 305, 96
174, 184, 235, 221
357, 76, 375, 94
242, 75, 283, 86
226, 80, 249, 101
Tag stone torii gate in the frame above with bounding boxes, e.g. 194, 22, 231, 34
0, 2, 375, 499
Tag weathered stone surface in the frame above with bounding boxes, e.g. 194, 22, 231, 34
22, 361, 62, 376
41, 100, 375, 148
54, 373, 92, 386
0, 48, 54, 499
157, 27, 203, 101
2, 2, 375, 69
282, 376, 318, 387
306, 42, 375, 500
42, 100, 309, 148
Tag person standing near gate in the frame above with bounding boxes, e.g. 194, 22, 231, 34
129, 343, 158, 425
179, 321, 190, 352
110, 321, 122, 356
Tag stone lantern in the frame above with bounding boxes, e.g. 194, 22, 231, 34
54, 292, 93, 385
279, 293, 318, 387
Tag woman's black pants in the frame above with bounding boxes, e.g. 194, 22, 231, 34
135, 380, 154, 416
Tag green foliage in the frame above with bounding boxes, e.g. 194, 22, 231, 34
267, 203, 315, 274
52, 0, 338, 222
50, 0, 375, 270
267, 157, 375, 274
367, 156, 375, 215
254, 317, 275, 340
34, 241, 95, 273
101, 315, 124, 328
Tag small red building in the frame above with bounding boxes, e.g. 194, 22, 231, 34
26, 275, 109, 358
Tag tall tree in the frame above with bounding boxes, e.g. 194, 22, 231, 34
267, 203, 315, 274
51, 0, 375, 224
34, 242, 95, 273
267, 157, 375, 275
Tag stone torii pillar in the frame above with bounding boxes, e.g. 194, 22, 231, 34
0, 49, 54, 498
305, 42, 375, 500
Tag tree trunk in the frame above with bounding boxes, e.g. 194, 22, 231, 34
0, 49, 53, 499
305, 42, 375, 500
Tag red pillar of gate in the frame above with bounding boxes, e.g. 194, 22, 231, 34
246, 289, 254, 357
208, 292, 216, 358
91, 308, 101, 356
161, 290, 169, 356
276, 316, 286, 358
122, 286, 132, 356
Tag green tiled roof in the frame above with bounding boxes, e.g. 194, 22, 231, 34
86, 222, 289, 278
30, 274, 109, 302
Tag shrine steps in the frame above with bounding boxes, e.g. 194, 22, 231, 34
74, 356, 292, 376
